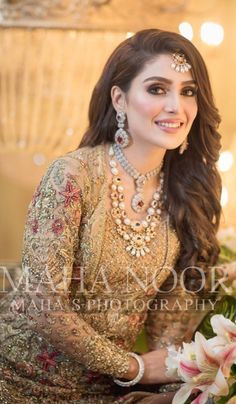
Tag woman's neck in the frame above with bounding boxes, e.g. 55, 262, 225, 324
122, 142, 166, 174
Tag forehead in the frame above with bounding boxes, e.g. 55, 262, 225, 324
133, 53, 194, 83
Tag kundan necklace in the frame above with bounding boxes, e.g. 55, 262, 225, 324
113, 143, 163, 213
109, 145, 165, 258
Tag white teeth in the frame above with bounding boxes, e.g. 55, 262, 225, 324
157, 122, 181, 128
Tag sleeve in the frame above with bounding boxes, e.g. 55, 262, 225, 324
144, 272, 206, 350
21, 156, 130, 378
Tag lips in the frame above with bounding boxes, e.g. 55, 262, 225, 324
155, 120, 184, 129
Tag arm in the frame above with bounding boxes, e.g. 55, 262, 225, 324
21, 155, 135, 379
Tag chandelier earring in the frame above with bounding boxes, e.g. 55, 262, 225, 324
114, 111, 131, 148
179, 137, 189, 154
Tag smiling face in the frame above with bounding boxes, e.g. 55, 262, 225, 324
111, 53, 198, 151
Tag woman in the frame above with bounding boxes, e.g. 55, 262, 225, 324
0, 29, 221, 403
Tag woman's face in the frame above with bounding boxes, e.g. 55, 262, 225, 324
113, 53, 198, 151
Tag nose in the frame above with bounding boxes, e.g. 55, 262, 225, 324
164, 92, 183, 114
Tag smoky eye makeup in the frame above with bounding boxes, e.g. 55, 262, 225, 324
181, 86, 198, 96
146, 83, 168, 94
146, 82, 198, 97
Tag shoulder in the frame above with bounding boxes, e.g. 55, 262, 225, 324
39, 145, 106, 200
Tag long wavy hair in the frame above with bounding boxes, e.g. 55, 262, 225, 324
79, 29, 222, 292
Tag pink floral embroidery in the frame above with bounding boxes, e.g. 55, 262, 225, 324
59, 180, 80, 207
52, 218, 64, 235
36, 350, 59, 372
31, 219, 39, 234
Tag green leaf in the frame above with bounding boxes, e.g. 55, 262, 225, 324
196, 295, 236, 339
231, 364, 236, 376
218, 245, 236, 263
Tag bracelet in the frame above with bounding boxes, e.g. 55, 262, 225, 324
113, 352, 145, 387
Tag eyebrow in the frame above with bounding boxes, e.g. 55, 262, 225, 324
143, 76, 197, 85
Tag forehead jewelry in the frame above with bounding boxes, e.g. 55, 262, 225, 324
171, 52, 192, 73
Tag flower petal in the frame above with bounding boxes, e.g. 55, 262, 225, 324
195, 332, 220, 369
208, 336, 228, 353
179, 359, 201, 381
219, 343, 236, 376
211, 314, 236, 342
191, 391, 209, 404
172, 383, 193, 404
208, 367, 229, 396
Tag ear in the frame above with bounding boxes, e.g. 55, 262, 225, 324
111, 85, 126, 113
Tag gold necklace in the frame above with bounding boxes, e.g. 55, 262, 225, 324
109, 145, 164, 258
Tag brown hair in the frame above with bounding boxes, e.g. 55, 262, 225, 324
80, 29, 222, 291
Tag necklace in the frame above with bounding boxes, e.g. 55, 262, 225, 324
109, 145, 165, 258
113, 143, 163, 213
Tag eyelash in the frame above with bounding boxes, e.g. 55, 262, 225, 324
148, 85, 197, 97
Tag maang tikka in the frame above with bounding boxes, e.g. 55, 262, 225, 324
114, 111, 130, 148
171, 52, 192, 73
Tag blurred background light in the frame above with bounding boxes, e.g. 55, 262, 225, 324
126, 32, 134, 38
218, 151, 234, 172
179, 22, 193, 40
33, 153, 46, 166
200, 22, 224, 45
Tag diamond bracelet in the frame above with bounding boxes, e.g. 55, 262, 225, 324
113, 352, 145, 387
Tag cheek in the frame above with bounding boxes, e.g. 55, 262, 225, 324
188, 101, 198, 122
128, 94, 162, 117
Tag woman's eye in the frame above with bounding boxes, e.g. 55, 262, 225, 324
182, 87, 197, 97
148, 86, 166, 95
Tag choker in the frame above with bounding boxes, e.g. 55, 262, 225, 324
112, 144, 163, 213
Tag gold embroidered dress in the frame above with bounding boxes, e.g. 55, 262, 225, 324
0, 145, 191, 403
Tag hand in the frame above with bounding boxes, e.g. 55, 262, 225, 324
139, 349, 180, 384
119, 391, 176, 403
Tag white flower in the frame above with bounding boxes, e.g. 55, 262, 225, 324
211, 314, 236, 343
172, 332, 230, 404
165, 345, 182, 377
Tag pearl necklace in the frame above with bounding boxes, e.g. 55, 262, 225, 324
109, 145, 164, 258
113, 143, 163, 213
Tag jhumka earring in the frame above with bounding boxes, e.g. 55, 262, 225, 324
171, 52, 192, 73
179, 137, 189, 154
114, 111, 130, 148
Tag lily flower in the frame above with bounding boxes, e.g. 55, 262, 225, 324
172, 332, 229, 404
211, 314, 236, 343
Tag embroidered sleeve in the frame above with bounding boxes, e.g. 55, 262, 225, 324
21, 156, 129, 378
145, 272, 206, 350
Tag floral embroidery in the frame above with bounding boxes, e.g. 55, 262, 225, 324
59, 180, 80, 207
31, 219, 39, 234
36, 349, 60, 372
52, 218, 64, 235
15, 362, 35, 377
0, 147, 183, 402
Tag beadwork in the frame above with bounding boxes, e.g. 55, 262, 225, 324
109, 145, 165, 257
170, 52, 192, 73
113, 143, 163, 213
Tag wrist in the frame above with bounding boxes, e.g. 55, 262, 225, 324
113, 352, 145, 387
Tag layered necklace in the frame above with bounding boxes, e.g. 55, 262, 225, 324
109, 144, 165, 258
113, 143, 163, 213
